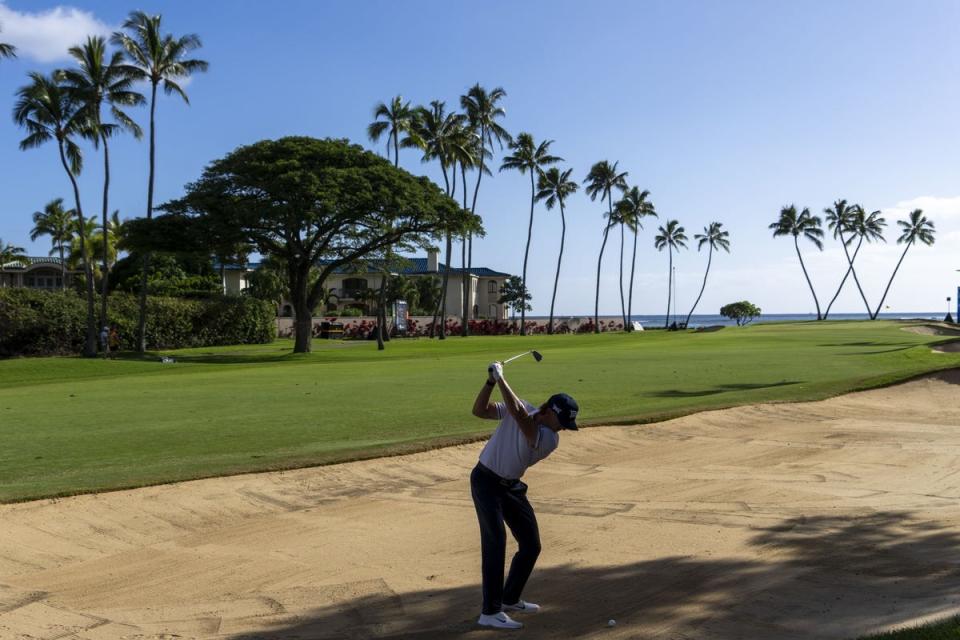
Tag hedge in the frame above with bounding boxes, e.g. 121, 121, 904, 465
0, 289, 276, 357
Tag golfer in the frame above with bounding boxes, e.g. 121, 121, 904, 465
471, 360, 579, 629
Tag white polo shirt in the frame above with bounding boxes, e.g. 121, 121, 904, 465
478, 400, 560, 480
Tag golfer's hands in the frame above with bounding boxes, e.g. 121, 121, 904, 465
488, 361, 503, 383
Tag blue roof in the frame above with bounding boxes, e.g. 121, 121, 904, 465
217, 256, 510, 278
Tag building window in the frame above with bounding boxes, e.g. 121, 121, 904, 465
487, 280, 497, 294
342, 277, 367, 299
26, 276, 34, 287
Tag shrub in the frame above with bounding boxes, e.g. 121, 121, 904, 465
0, 289, 276, 356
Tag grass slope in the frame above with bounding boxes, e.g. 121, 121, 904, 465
857, 617, 960, 639
1, 321, 957, 503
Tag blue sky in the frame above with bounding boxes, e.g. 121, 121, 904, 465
1, 0, 958, 316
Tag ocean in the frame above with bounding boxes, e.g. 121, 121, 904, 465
526, 312, 946, 329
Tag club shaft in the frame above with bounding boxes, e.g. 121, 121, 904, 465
502, 351, 531, 365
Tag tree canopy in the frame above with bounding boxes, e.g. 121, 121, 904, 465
141, 136, 479, 351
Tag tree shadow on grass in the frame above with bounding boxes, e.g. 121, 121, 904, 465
227, 510, 960, 639
648, 380, 802, 398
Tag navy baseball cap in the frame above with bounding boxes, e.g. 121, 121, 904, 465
547, 393, 579, 430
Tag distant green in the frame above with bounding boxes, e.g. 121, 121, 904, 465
1, 320, 957, 503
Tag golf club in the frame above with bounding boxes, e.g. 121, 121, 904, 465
501, 350, 543, 365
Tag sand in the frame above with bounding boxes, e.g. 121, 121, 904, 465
2, 370, 960, 639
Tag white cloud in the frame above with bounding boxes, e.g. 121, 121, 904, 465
0, 3, 113, 63
881, 195, 960, 223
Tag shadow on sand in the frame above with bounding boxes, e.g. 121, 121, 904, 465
228, 510, 960, 639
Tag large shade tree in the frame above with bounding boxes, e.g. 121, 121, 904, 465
684, 221, 730, 327
584, 160, 628, 333
150, 137, 479, 353
654, 219, 688, 328
769, 205, 824, 320
111, 10, 208, 353
873, 209, 935, 319
30, 198, 74, 290
616, 187, 656, 331
61, 35, 144, 345
535, 167, 578, 334
14, 71, 99, 356
500, 132, 561, 335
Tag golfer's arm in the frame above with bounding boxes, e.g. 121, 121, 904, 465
472, 382, 499, 419
496, 378, 538, 445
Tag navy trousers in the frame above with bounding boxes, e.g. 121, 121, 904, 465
470, 463, 542, 615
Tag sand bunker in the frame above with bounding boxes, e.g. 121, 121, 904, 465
902, 323, 960, 337
2, 370, 960, 639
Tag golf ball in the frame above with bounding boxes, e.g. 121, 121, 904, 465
608, 619, 616, 627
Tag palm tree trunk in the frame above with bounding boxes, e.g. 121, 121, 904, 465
794, 236, 822, 320
520, 171, 535, 336
468, 125, 485, 325
461, 163, 469, 337
438, 232, 453, 339
665, 246, 673, 328
549, 201, 566, 335
376, 272, 386, 351
428, 164, 452, 338
58, 141, 97, 357
137, 81, 159, 353
620, 222, 627, 330
59, 241, 66, 291
594, 224, 610, 334
100, 132, 111, 354
627, 225, 638, 332
873, 243, 912, 320
685, 244, 713, 328
840, 232, 872, 316
823, 235, 863, 319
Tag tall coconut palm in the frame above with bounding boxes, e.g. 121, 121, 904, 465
616, 187, 656, 331
30, 198, 74, 289
684, 222, 730, 328
0, 26, 16, 59
824, 201, 886, 318
873, 209, 935, 319
367, 95, 415, 167
452, 128, 487, 337
112, 11, 208, 353
500, 132, 561, 335
0, 239, 26, 287
461, 84, 510, 321
584, 160, 628, 333
367, 96, 417, 348
535, 167, 578, 334
410, 101, 464, 338
15, 71, 99, 356
769, 205, 824, 320
654, 220, 688, 328
61, 35, 144, 348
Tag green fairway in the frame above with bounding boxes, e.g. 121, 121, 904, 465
1, 320, 957, 503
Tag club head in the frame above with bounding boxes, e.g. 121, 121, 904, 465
531, 350, 543, 362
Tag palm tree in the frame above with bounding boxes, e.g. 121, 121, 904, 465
61, 35, 144, 348
873, 209, 935, 319
0, 26, 16, 60
684, 222, 730, 328
410, 101, 464, 338
823, 201, 886, 318
769, 205, 824, 320
654, 220, 688, 328
450, 127, 486, 337
616, 187, 656, 332
0, 239, 26, 287
584, 160, 628, 333
30, 198, 74, 289
367, 95, 415, 167
500, 132, 561, 335
461, 84, 510, 322
112, 11, 208, 352
535, 167, 579, 334
367, 96, 417, 349
14, 71, 99, 356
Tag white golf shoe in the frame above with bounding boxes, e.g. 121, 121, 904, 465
477, 611, 523, 629
502, 599, 540, 613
